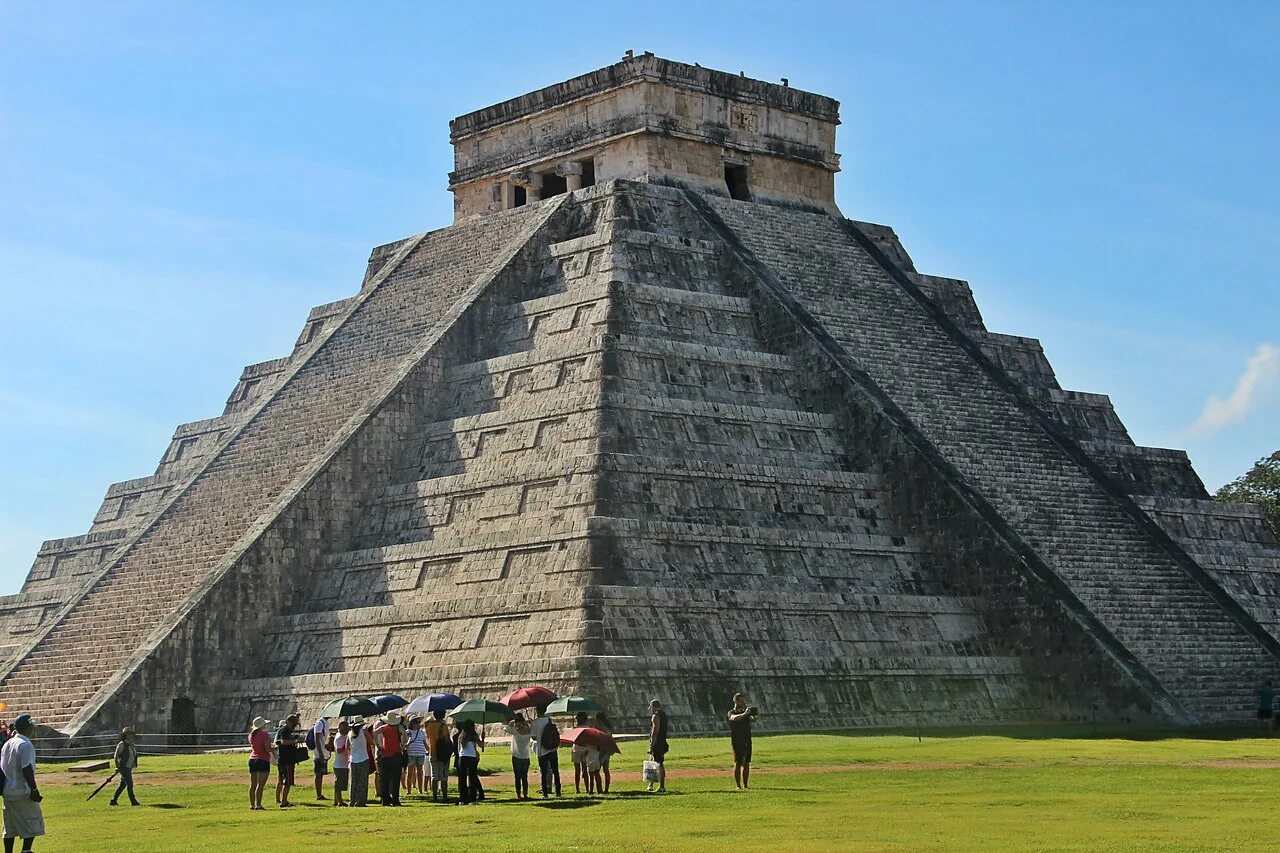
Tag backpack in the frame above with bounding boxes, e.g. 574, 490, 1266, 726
539, 719, 560, 752
305, 728, 316, 749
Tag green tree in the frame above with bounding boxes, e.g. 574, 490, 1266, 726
1214, 450, 1280, 539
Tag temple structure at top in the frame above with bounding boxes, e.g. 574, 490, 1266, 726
448, 51, 840, 220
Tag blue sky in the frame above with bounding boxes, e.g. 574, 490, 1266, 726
1, 1, 1276, 594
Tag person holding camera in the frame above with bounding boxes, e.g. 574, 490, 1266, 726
726, 693, 759, 790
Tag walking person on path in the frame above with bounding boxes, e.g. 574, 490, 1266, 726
247, 717, 272, 811
727, 693, 759, 790
647, 699, 669, 793
594, 712, 613, 793
503, 716, 533, 799
347, 717, 373, 807
310, 714, 330, 801
0, 714, 44, 853
424, 711, 452, 802
530, 705, 561, 798
1258, 679, 1276, 736
331, 720, 350, 806
404, 717, 428, 796
108, 728, 140, 806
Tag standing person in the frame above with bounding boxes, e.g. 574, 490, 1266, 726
454, 721, 482, 805
1259, 679, 1276, 736
376, 713, 405, 806
530, 705, 561, 798
503, 716, 532, 799
0, 714, 44, 853
584, 743, 602, 795
404, 717, 428, 796
571, 712, 591, 793
347, 717, 373, 807
108, 728, 140, 807
275, 714, 302, 808
310, 714, 330, 801
331, 720, 350, 806
647, 699, 669, 794
424, 711, 452, 802
594, 712, 613, 793
727, 693, 759, 790
247, 716, 272, 811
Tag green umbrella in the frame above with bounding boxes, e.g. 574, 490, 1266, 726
545, 696, 604, 716
318, 696, 380, 719
447, 699, 513, 725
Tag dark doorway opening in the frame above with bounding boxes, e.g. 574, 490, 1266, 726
725, 164, 751, 201
540, 172, 568, 199
170, 697, 196, 746
513, 186, 527, 207
579, 158, 596, 187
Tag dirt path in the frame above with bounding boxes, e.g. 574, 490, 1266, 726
44, 758, 1280, 789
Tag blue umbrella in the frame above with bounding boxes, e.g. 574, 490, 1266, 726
370, 694, 409, 712
404, 693, 463, 716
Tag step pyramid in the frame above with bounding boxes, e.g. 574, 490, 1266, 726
4, 54, 1278, 736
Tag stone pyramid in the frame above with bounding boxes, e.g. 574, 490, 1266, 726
5, 54, 1279, 737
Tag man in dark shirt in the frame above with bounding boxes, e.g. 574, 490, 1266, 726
647, 699, 669, 793
727, 692, 759, 789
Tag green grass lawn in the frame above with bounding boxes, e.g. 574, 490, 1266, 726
31, 728, 1280, 851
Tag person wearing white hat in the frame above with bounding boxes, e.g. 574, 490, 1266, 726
376, 712, 406, 806
247, 717, 273, 811
347, 717, 373, 807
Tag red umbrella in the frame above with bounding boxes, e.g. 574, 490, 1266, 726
559, 726, 620, 754
500, 685, 558, 712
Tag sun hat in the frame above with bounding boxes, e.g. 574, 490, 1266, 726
385, 712, 402, 726
120, 726, 135, 737
349, 715, 365, 726
251, 716, 270, 730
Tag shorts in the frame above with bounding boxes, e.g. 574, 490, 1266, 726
406, 754, 426, 767
278, 762, 295, 786
650, 741, 669, 765
732, 738, 753, 765
1259, 708, 1274, 720
430, 758, 449, 780
313, 758, 329, 775
2, 794, 45, 839
248, 758, 271, 774
571, 745, 587, 764
334, 767, 349, 792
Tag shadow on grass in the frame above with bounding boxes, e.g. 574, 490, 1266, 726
147, 803, 184, 809
787, 722, 1265, 744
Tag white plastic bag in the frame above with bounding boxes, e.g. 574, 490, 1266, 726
642, 759, 660, 782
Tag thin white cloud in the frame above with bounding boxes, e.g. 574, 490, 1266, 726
1187, 343, 1280, 436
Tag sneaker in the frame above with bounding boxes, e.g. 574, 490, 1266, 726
109, 800, 118, 806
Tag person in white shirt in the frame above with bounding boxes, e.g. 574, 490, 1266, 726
529, 705, 561, 798
0, 714, 45, 852
502, 716, 533, 799
311, 715, 330, 801
347, 717, 373, 807
331, 720, 350, 807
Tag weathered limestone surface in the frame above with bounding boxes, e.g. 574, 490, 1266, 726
5, 55, 1278, 737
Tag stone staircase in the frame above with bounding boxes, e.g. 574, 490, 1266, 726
0, 205, 550, 731
702, 193, 1278, 723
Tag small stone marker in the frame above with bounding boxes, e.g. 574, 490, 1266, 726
69, 760, 110, 773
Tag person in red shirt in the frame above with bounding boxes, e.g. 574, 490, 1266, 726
247, 717, 273, 811
376, 713, 406, 806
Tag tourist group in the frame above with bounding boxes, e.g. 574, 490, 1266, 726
246, 688, 760, 810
